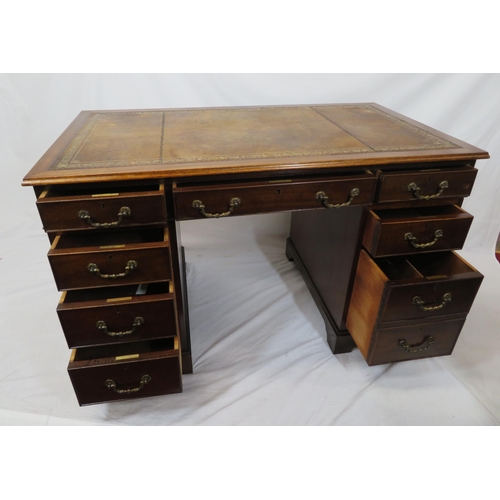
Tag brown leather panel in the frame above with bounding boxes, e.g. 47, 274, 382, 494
313, 105, 458, 151
74, 112, 163, 163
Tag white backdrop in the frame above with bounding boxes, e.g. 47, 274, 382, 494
1, 74, 500, 426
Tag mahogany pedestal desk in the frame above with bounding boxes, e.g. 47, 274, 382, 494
23, 103, 490, 405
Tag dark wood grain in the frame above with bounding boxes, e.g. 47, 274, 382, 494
36, 183, 167, 232
174, 173, 376, 220
48, 228, 171, 290
362, 204, 474, 257
289, 204, 365, 351
68, 339, 182, 406
376, 166, 477, 202
58, 283, 176, 348
367, 318, 466, 366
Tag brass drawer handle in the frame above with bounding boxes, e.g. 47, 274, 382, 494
398, 336, 435, 353
192, 197, 241, 218
105, 374, 151, 394
96, 316, 145, 337
78, 206, 131, 228
407, 180, 448, 200
316, 188, 360, 209
413, 292, 452, 311
405, 229, 443, 249
87, 260, 138, 279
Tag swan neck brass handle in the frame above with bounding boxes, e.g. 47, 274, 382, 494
192, 197, 241, 218
413, 292, 452, 311
87, 260, 138, 279
105, 374, 151, 394
399, 336, 435, 353
316, 188, 360, 209
405, 229, 443, 249
408, 180, 448, 200
78, 206, 131, 228
96, 317, 145, 337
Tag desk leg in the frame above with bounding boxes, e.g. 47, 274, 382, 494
288, 207, 364, 354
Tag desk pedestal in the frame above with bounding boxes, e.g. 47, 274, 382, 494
287, 207, 364, 353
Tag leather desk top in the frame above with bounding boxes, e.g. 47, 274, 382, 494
23, 103, 489, 186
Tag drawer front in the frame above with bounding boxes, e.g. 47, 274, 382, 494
58, 289, 176, 348
37, 184, 167, 232
367, 318, 466, 366
173, 173, 376, 220
363, 205, 474, 257
48, 229, 171, 290
49, 246, 171, 290
376, 167, 477, 203
68, 344, 181, 406
382, 275, 482, 322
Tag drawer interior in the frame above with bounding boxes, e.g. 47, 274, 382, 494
375, 252, 476, 282
62, 282, 171, 303
53, 228, 167, 249
372, 204, 465, 221
376, 256, 422, 280
40, 183, 162, 200
72, 338, 177, 362
407, 252, 476, 278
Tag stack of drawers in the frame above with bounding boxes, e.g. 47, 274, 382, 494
346, 165, 484, 366
36, 181, 182, 405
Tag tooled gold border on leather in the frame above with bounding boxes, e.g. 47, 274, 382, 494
50, 105, 459, 171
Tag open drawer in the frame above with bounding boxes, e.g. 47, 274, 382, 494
48, 228, 171, 290
362, 204, 474, 257
36, 182, 167, 233
58, 282, 177, 348
68, 338, 182, 405
346, 249, 483, 365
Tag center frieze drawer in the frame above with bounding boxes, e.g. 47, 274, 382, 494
68, 338, 182, 406
57, 282, 176, 348
363, 204, 474, 257
36, 182, 167, 233
346, 249, 483, 365
173, 172, 376, 220
48, 228, 171, 290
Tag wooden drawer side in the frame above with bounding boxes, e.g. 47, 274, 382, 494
346, 249, 389, 358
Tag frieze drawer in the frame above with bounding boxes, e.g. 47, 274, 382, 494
36, 182, 167, 233
173, 173, 376, 220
